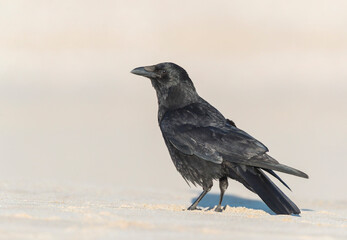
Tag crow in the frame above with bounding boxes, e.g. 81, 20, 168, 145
131, 62, 308, 215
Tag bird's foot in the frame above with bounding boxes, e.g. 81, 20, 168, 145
187, 205, 197, 211
215, 205, 224, 212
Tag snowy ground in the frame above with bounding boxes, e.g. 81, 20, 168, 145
0, 182, 346, 240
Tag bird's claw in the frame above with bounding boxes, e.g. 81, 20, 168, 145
187, 205, 197, 211
215, 205, 224, 212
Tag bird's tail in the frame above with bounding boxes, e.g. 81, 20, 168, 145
227, 165, 301, 215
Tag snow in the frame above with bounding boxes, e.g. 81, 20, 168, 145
0, 182, 346, 240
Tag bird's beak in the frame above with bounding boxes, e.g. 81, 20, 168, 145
130, 66, 159, 79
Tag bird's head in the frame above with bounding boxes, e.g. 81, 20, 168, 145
131, 62, 198, 109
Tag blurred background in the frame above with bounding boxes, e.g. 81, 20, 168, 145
0, 0, 346, 200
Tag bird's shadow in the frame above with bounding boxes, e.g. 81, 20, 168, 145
192, 193, 275, 215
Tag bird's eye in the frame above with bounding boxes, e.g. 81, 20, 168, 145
157, 69, 167, 79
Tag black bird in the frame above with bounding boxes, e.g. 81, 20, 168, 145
131, 62, 308, 215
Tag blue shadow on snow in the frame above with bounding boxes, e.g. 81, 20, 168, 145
191, 193, 275, 215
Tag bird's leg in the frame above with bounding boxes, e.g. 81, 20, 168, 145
215, 176, 228, 212
187, 185, 212, 210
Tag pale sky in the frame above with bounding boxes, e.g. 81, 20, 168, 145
0, 0, 346, 200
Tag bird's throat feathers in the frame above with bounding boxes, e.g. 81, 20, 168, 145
152, 80, 200, 122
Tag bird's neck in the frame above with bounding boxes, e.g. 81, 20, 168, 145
156, 84, 200, 122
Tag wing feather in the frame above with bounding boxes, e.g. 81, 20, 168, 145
160, 102, 308, 178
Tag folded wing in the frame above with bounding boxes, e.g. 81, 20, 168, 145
160, 102, 308, 178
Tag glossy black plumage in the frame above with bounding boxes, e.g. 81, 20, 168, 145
131, 62, 308, 215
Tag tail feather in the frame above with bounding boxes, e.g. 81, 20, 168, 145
263, 169, 291, 191
246, 155, 309, 179
228, 165, 301, 215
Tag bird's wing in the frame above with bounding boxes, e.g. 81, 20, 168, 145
160, 102, 308, 178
